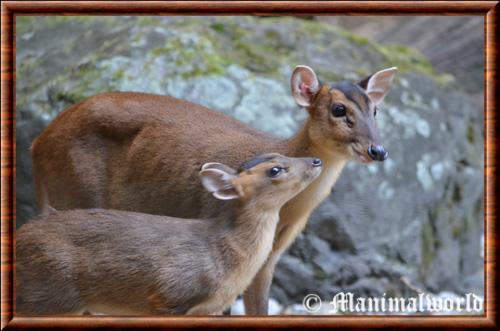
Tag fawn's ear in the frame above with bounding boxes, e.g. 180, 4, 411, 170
199, 165, 239, 200
291, 65, 320, 107
358, 67, 398, 106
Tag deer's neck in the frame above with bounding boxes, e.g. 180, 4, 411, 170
276, 121, 349, 215
284, 121, 349, 161
281, 122, 314, 157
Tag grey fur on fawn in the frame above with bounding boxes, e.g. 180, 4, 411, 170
16, 154, 322, 315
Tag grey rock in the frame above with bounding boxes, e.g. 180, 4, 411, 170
16, 110, 47, 226
309, 202, 357, 253
319, 16, 483, 95
166, 76, 239, 112
273, 255, 316, 299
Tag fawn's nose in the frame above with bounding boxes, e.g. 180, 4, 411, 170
312, 158, 322, 167
367, 145, 388, 161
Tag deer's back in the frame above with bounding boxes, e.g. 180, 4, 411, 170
33, 92, 281, 218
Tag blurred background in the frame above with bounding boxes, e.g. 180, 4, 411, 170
16, 16, 484, 314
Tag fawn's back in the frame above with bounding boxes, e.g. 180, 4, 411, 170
16, 209, 220, 315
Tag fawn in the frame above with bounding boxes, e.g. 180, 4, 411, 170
31, 65, 397, 314
16, 154, 322, 315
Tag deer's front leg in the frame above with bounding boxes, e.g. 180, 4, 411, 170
243, 252, 280, 315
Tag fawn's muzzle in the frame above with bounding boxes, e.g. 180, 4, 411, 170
367, 145, 388, 161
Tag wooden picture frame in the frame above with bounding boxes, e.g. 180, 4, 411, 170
1, 1, 498, 329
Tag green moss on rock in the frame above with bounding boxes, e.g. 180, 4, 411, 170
16, 16, 451, 115
466, 123, 476, 144
421, 220, 436, 273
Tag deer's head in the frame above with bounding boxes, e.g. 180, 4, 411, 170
291, 65, 397, 163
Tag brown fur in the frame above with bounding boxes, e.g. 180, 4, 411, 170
16, 155, 321, 315
31, 66, 395, 314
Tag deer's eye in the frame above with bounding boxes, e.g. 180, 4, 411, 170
331, 104, 346, 117
268, 166, 283, 178
374, 106, 378, 117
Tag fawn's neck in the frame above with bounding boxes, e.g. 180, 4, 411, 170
215, 200, 281, 258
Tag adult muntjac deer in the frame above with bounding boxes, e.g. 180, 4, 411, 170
17, 154, 322, 315
32, 65, 397, 315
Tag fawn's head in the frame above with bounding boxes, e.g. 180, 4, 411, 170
199, 154, 322, 209
291, 65, 397, 163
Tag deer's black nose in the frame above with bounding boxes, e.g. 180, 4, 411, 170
312, 158, 322, 167
368, 145, 388, 161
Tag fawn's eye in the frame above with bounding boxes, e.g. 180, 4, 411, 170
268, 166, 283, 178
331, 104, 346, 117
374, 106, 378, 117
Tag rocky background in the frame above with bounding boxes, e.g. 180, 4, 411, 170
16, 16, 484, 314
321, 16, 484, 97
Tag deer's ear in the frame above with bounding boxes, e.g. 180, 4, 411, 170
359, 67, 398, 105
199, 166, 239, 200
291, 65, 320, 107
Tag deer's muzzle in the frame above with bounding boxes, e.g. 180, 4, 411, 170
367, 145, 388, 162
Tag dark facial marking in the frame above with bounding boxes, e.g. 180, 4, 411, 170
331, 81, 370, 114
237, 155, 276, 173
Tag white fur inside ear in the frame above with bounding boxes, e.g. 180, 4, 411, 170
201, 162, 221, 171
291, 65, 320, 107
199, 168, 239, 200
366, 67, 398, 105
201, 162, 237, 175
213, 190, 239, 200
